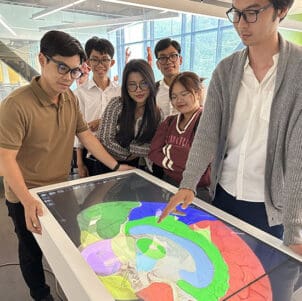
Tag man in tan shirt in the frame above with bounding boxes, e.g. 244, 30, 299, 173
0, 30, 132, 301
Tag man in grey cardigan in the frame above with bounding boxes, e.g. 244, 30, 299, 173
160, 1, 302, 297
161, 0, 302, 253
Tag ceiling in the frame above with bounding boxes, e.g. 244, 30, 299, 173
0, 0, 177, 41
0, 0, 301, 42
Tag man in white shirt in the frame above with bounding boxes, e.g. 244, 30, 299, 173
160, 1, 301, 300
74, 37, 121, 177
154, 38, 182, 118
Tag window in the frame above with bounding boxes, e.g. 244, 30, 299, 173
220, 27, 243, 60
124, 23, 144, 43
193, 31, 218, 79
194, 16, 218, 31
0, 9, 242, 96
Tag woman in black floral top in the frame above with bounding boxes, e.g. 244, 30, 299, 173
83, 59, 162, 175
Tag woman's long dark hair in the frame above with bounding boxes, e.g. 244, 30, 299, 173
116, 59, 161, 148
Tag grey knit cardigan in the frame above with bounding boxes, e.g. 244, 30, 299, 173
180, 34, 302, 246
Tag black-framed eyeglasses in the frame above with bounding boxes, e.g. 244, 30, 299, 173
45, 55, 82, 79
170, 90, 192, 102
226, 3, 272, 23
88, 57, 112, 66
157, 53, 180, 65
127, 80, 149, 92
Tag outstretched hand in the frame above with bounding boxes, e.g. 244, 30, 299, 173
158, 188, 195, 223
118, 164, 135, 171
88, 119, 100, 132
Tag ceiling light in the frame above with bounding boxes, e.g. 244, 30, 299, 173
0, 14, 17, 36
32, 0, 87, 20
39, 11, 177, 31
40, 19, 134, 31
100, 0, 164, 11
202, 0, 231, 8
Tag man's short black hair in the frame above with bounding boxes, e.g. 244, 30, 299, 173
270, 0, 294, 10
154, 38, 181, 58
269, 0, 294, 21
85, 37, 115, 59
40, 30, 86, 63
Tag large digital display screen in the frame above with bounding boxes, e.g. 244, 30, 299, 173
37, 173, 301, 301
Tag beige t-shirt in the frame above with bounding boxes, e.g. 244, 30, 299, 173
0, 76, 88, 202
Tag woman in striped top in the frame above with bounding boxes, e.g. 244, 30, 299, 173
92, 59, 162, 175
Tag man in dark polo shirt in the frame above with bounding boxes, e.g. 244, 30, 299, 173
0, 30, 132, 301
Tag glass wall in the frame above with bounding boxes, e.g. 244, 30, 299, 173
114, 14, 242, 82
0, 39, 40, 99
0, 12, 242, 100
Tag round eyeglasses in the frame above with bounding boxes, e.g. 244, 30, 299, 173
127, 80, 149, 92
45, 55, 83, 79
226, 3, 272, 24
88, 57, 112, 66
157, 53, 180, 65
170, 91, 192, 102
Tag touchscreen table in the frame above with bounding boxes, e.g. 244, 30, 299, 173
30, 170, 302, 301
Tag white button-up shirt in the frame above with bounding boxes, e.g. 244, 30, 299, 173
219, 54, 279, 202
74, 78, 120, 147
75, 78, 120, 125
156, 79, 177, 118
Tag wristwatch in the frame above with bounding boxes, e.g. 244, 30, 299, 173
112, 162, 120, 171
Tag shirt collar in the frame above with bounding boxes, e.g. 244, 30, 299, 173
30, 76, 67, 107
160, 79, 170, 89
244, 53, 280, 70
87, 78, 98, 90
87, 78, 118, 90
